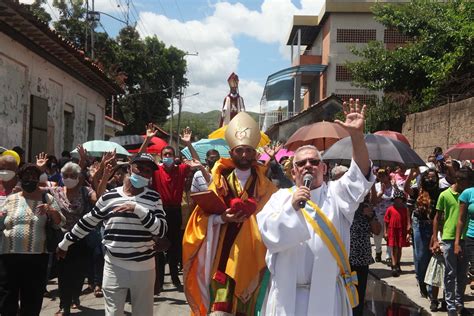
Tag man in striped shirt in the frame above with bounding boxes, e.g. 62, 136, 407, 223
57, 153, 167, 316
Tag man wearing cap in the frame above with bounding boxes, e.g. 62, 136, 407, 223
219, 72, 245, 127
183, 112, 277, 315
56, 153, 167, 316
256, 100, 375, 316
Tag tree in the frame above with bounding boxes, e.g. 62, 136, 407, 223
346, 0, 473, 131
30, 0, 52, 23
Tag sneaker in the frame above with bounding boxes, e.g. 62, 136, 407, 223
429, 300, 438, 312
386, 258, 392, 267
391, 267, 400, 277
375, 252, 382, 262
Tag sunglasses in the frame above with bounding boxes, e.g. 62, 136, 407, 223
294, 158, 321, 168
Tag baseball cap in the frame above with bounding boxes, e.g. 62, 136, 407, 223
130, 153, 158, 170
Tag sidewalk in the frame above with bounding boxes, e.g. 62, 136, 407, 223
370, 244, 474, 315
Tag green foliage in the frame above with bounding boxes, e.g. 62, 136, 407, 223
29, 0, 52, 23
346, 0, 473, 132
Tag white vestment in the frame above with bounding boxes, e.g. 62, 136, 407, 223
257, 159, 375, 316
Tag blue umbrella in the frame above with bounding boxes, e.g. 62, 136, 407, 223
71, 140, 131, 159
181, 138, 230, 163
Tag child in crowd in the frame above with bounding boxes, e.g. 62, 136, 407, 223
385, 190, 411, 277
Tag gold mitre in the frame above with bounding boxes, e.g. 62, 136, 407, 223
225, 112, 260, 149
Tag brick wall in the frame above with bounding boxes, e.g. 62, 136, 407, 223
402, 97, 474, 161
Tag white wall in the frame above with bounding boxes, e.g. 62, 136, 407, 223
0, 32, 106, 160
327, 12, 384, 96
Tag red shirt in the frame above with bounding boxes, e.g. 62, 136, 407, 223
152, 163, 190, 207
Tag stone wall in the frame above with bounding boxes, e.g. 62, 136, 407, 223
402, 97, 474, 161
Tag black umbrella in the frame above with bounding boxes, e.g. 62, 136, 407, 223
322, 134, 426, 168
109, 135, 145, 150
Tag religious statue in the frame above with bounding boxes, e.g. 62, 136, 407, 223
219, 72, 245, 127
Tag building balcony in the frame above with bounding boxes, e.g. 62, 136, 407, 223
259, 110, 297, 132
292, 52, 322, 67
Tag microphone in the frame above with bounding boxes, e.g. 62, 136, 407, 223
298, 174, 313, 208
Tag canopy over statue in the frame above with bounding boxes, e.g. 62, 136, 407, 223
219, 72, 246, 127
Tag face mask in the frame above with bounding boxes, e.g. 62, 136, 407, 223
129, 172, 150, 188
63, 178, 79, 189
162, 157, 174, 167
39, 173, 48, 183
0, 170, 16, 182
21, 180, 38, 193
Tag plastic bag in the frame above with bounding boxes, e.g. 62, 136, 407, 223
424, 254, 445, 288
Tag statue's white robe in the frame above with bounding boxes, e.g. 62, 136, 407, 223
257, 160, 375, 316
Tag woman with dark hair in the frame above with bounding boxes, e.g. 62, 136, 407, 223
404, 168, 442, 311
0, 164, 64, 316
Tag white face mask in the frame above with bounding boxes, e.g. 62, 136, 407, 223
39, 173, 48, 183
0, 170, 16, 182
63, 178, 79, 189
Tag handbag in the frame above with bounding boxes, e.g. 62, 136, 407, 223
43, 192, 63, 253
424, 253, 445, 288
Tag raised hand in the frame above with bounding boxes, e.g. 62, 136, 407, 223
35, 152, 48, 171
145, 123, 158, 139
102, 150, 116, 166
263, 142, 282, 161
180, 127, 193, 145
334, 98, 366, 136
184, 158, 203, 169
76, 144, 88, 160
103, 163, 115, 179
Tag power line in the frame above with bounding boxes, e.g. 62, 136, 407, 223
156, 0, 186, 50
173, 0, 198, 54
130, 0, 150, 36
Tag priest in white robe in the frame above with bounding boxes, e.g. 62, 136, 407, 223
257, 99, 375, 316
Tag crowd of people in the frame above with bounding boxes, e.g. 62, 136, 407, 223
0, 99, 473, 316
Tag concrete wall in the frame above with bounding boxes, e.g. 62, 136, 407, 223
0, 32, 106, 160
402, 97, 474, 161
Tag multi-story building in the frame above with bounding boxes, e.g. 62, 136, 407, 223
260, 0, 410, 134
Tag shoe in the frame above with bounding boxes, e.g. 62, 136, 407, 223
429, 300, 438, 312
55, 308, 70, 316
439, 300, 448, 312
396, 264, 402, 274
448, 310, 458, 316
386, 258, 392, 267
71, 303, 80, 310
458, 307, 471, 315
94, 286, 103, 298
172, 278, 184, 292
391, 267, 400, 277
375, 252, 382, 262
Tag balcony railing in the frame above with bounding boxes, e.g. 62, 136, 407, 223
259, 110, 297, 131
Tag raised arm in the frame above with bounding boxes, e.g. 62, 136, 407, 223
334, 99, 370, 177
138, 123, 158, 154
180, 127, 199, 161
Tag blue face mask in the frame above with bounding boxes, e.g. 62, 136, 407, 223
129, 172, 149, 189
162, 157, 174, 167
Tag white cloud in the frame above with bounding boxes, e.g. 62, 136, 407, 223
137, 0, 323, 114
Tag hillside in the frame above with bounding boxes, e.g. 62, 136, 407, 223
163, 110, 260, 139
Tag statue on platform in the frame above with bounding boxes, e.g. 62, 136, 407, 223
219, 72, 245, 127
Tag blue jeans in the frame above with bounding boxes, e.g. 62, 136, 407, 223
412, 217, 432, 286
441, 240, 468, 311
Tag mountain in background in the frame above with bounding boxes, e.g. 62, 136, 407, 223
163, 110, 260, 139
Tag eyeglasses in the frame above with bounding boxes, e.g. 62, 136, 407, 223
294, 158, 321, 168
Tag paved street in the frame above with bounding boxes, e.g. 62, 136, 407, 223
40, 242, 474, 315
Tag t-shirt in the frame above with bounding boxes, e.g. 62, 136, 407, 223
436, 187, 463, 240
459, 188, 474, 238
152, 163, 190, 207
190, 169, 209, 193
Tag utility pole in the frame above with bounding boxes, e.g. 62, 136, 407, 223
126, 0, 130, 26
176, 87, 183, 150
169, 75, 175, 147
85, 0, 88, 54
91, 0, 95, 59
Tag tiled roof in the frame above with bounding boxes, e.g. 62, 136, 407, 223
0, 0, 123, 97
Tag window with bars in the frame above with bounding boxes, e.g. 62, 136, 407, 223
336, 29, 376, 43
336, 65, 352, 82
384, 29, 411, 44
335, 94, 377, 105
